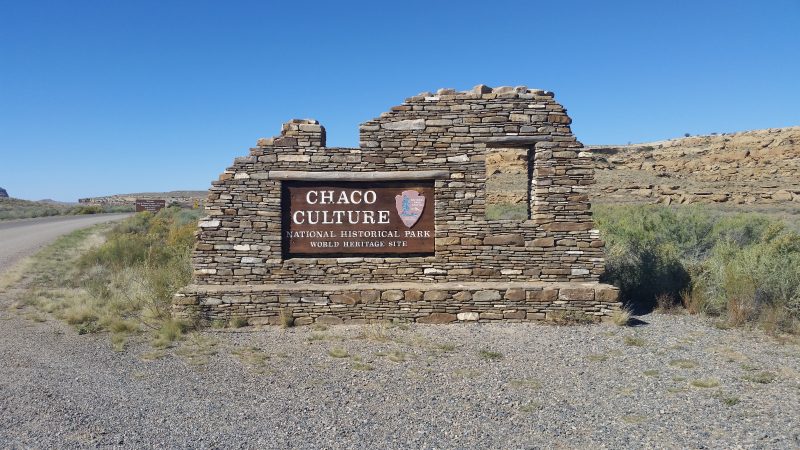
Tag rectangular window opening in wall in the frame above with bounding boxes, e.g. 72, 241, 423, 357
485, 147, 531, 220
281, 180, 435, 258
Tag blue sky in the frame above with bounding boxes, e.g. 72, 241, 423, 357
1, 0, 798, 201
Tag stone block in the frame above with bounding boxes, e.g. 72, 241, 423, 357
473, 268, 498, 276
417, 313, 457, 324
596, 288, 620, 302
294, 317, 314, 326
503, 310, 526, 319
559, 288, 595, 301
457, 312, 480, 321
382, 119, 425, 130
527, 289, 558, 301
404, 290, 423, 301
316, 315, 344, 325
381, 290, 404, 301
504, 289, 526, 301
483, 234, 525, 246
473, 290, 501, 301
436, 237, 461, 246
453, 291, 472, 301
361, 290, 380, 303
330, 292, 360, 305
531, 237, 554, 247
545, 222, 593, 232
479, 312, 504, 320
423, 290, 448, 301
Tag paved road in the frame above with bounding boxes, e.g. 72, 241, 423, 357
0, 214, 131, 274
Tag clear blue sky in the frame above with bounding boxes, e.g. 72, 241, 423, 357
1, 0, 798, 201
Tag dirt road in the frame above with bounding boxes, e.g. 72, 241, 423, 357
0, 214, 130, 274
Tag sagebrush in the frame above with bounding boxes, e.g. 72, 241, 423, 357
595, 205, 800, 333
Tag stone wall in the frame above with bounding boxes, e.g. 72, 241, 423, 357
175, 282, 621, 326
175, 85, 621, 324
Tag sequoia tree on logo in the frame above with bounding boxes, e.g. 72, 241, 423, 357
395, 190, 425, 228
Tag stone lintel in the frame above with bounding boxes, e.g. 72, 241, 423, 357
480, 136, 550, 147
268, 170, 449, 181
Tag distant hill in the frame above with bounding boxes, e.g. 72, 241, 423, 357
585, 126, 800, 207
0, 187, 8, 198
79, 190, 207, 207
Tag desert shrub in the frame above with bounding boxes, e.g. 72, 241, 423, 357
595, 205, 800, 333
70, 205, 104, 215
593, 205, 695, 311
76, 207, 201, 338
691, 225, 800, 331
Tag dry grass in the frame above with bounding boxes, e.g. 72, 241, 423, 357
0, 256, 32, 293
690, 378, 720, 388
655, 293, 682, 314
743, 371, 777, 384
359, 323, 391, 342
232, 346, 271, 374
509, 378, 542, 390
669, 359, 699, 369
478, 349, 503, 360
174, 332, 219, 366
228, 316, 248, 328
386, 350, 407, 363
279, 308, 294, 328
611, 308, 632, 326
9, 210, 200, 353
623, 336, 647, 347
328, 347, 349, 358
519, 402, 542, 413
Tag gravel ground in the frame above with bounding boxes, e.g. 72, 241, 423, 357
1, 290, 798, 449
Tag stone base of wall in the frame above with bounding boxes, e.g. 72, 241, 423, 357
173, 282, 621, 326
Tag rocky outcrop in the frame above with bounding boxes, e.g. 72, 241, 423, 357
0, 187, 8, 198
78, 191, 206, 207
585, 127, 800, 206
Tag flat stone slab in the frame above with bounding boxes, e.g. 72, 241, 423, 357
479, 136, 550, 147
182, 281, 616, 294
268, 170, 449, 181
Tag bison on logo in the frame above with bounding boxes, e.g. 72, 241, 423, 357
395, 190, 425, 228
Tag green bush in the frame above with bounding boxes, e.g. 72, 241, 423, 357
77, 207, 201, 333
595, 205, 800, 333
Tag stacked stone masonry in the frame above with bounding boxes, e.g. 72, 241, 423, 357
174, 85, 621, 324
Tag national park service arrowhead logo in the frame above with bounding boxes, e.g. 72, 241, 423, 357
395, 190, 425, 228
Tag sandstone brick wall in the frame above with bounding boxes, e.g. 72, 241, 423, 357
174, 282, 621, 326
192, 85, 604, 285
175, 85, 620, 324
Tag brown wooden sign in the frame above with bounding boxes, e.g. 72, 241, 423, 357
282, 181, 434, 257
135, 199, 166, 213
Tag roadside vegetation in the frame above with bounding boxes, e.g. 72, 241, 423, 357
20, 207, 200, 349
594, 204, 800, 334
0, 197, 132, 220
12, 201, 799, 347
